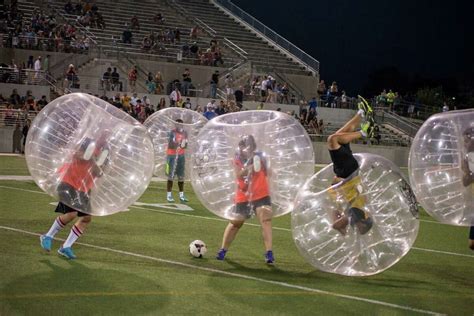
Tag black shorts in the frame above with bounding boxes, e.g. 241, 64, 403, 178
55, 182, 90, 217
470, 226, 474, 240
234, 196, 271, 219
329, 143, 359, 179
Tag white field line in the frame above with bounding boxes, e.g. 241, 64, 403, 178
0, 225, 442, 315
0, 185, 473, 259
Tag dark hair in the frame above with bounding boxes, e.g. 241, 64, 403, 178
238, 135, 256, 152
175, 119, 184, 123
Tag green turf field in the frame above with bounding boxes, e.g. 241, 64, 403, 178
0, 155, 472, 315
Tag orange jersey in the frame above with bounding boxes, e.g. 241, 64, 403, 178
58, 157, 98, 193
234, 152, 270, 203
166, 129, 187, 155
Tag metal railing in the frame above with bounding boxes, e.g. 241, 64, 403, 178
0, 67, 48, 85
374, 109, 419, 138
0, 107, 37, 128
212, 0, 319, 75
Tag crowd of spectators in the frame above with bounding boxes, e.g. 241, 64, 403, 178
249, 75, 295, 104
0, 55, 50, 85
1, 1, 92, 54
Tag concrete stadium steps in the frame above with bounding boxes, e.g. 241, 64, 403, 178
39, 0, 242, 66
173, 0, 308, 75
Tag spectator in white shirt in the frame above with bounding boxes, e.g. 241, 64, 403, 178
169, 87, 182, 106
34, 56, 42, 82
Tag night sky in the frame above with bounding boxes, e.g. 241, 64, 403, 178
232, 0, 473, 95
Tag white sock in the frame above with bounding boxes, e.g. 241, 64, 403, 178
179, 191, 184, 198
357, 109, 365, 118
167, 192, 172, 198
62, 224, 83, 248
46, 217, 66, 238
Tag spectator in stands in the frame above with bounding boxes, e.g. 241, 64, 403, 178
190, 42, 199, 59
308, 97, 318, 115
4, 104, 15, 126
111, 67, 122, 91
121, 93, 131, 113
36, 95, 48, 110
169, 87, 182, 106
317, 80, 326, 99
328, 81, 338, 108
64, 1, 74, 14
260, 76, 268, 102
128, 66, 138, 93
318, 119, 324, 135
122, 27, 133, 44
154, 13, 164, 25
203, 104, 217, 120
130, 15, 140, 31
225, 74, 233, 100
234, 86, 244, 109
210, 70, 219, 98
307, 107, 317, 125
12, 123, 23, 153
155, 71, 164, 94
146, 77, 156, 94
372, 126, 381, 145
102, 67, 112, 91
182, 68, 192, 96
190, 25, 199, 39
158, 97, 166, 110
43, 55, 50, 75
281, 83, 290, 104
387, 89, 396, 110
9, 89, 21, 107
65, 64, 79, 88
216, 100, 227, 116
183, 98, 192, 109
27, 55, 34, 69
340, 91, 348, 109
22, 119, 31, 153
34, 56, 42, 82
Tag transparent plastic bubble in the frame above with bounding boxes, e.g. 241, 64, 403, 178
191, 110, 314, 220
144, 108, 208, 180
409, 110, 474, 226
292, 153, 419, 276
25, 93, 154, 216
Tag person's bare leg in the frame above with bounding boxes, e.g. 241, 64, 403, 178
74, 215, 92, 233
327, 131, 363, 150
220, 220, 244, 250
335, 112, 363, 134
256, 206, 273, 251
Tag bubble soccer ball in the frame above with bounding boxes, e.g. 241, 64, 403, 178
292, 153, 419, 276
409, 110, 474, 226
144, 108, 208, 180
191, 110, 314, 220
25, 93, 154, 216
189, 240, 207, 258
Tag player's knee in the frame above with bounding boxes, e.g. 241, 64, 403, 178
230, 220, 244, 229
80, 215, 92, 224
327, 134, 339, 149
469, 240, 474, 251
257, 206, 272, 223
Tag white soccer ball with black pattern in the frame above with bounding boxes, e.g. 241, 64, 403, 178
189, 240, 207, 258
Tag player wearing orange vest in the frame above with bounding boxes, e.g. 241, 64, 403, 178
166, 119, 188, 203
216, 135, 275, 264
40, 137, 109, 259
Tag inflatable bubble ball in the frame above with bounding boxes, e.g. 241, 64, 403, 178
292, 153, 419, 276
144, 108, 208, 180
409, 109, 474, 226
191, 110, 314, 221
25, 93, 154, 216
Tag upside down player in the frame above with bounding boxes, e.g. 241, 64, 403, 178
40, 137, 109, 259
328, 96, 375, 235
216, 135, 275, 264
460, 126, 474, 250
166, 119, 188, 203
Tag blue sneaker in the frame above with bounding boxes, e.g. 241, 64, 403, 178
265, 250, 275, 264
216, 248, 227, 260
40, 235, 52, 252
58, 247, 76, 259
